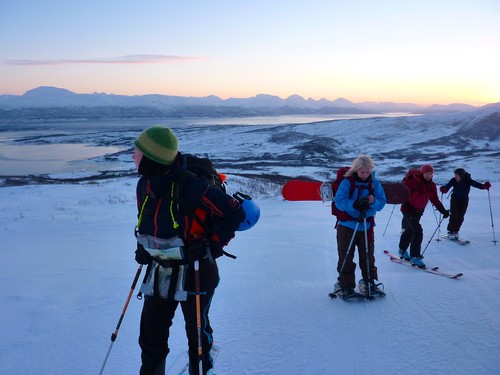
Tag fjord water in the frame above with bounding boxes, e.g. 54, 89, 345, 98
0, 113, 410, 176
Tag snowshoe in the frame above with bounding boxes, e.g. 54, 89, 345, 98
320, 182, 334, 205
359, 279, 385, 298
329, 282, 363, 300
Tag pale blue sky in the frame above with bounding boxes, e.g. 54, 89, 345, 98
1, 0, 499, 105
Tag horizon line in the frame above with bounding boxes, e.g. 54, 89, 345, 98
0, 86, 495, 108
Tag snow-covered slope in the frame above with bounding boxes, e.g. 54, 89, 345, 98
1, 112, 499, 374
0, 175, 499, 374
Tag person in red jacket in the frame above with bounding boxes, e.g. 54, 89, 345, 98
398, 164, 449, 268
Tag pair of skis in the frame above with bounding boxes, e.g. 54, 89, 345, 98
383, 250, 463, 279
441, 235, 470, 246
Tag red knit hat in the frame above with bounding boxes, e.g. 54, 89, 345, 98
420, 164, 434, 174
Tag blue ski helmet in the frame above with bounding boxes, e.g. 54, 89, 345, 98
234, 192, 260, 231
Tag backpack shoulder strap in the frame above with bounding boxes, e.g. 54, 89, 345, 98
346, 176, 356, 199
347, 176, 375, 199
368, 180, 374, 195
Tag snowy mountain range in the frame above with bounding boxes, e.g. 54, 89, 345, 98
0, 86, 487, 123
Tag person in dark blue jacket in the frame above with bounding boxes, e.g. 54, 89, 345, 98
132, 126, 245, 375
440, 168, 491, 240
333, 155, 386, 298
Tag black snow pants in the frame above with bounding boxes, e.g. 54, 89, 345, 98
447, 197, 468, 233
399, 212, 424, 258
138, 291, 215, 375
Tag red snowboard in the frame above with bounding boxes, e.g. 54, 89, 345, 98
281, 180, 409, 205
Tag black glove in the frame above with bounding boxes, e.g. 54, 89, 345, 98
441, 209, 450, 219
185, 238, 208, 262
135, 244, 152, 265
353, 197, 371, 213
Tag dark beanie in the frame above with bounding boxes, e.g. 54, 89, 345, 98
454, 168, 466, 176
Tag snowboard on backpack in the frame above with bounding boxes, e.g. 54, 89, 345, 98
282, 180, 409, 205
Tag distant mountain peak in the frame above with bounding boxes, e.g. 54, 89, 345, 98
24, 86, 76, 97
332, 97, 354, 105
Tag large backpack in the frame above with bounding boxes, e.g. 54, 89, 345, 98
330, 166, 374, 226
177, 154, 236, 259
403, 167, 420, 183
402, 167, 421, 193
184, 153, 227, 193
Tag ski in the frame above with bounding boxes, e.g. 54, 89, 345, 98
441, 236, 470, 245
383, 251, 463, 279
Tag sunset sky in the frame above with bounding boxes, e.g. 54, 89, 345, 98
1, 0, 499, 106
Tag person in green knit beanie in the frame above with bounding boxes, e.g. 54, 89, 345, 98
132, 126, 245, 375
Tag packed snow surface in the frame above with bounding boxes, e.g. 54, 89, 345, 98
1, 177, 499, 374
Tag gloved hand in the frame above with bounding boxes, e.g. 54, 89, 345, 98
483, 182, 492, 190
185, 238, 208, 262
441, 209, 450, 219
135, 244, 152, 265
439, 186, 448, 194
353, 197, 371, 213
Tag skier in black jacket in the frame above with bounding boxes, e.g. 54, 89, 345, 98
440, 168, 491, 240
132, 126, 246, 375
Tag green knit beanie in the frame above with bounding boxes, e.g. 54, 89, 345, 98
134, 126, 178, 165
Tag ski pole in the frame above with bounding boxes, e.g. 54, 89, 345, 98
432, 208, 442, 242
99, 265, 143, 375
436, 192, 444, 241
432, 205, 439, 225
382, 205, 395, 237
194, 260, 203, 375
421, 217, 444, 257
338, 220, 360, 276
362, 216, 372, 299
487, 189, 498, 245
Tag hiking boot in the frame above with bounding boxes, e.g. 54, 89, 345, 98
448, 231, 458, 240
398, 248, 411, 261
411, 257, 426, 268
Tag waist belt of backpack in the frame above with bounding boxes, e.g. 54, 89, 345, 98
152, 264, 180, 300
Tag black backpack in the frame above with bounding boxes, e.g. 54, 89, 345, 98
184, 153, 227, 193
177, 154, 236, 259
